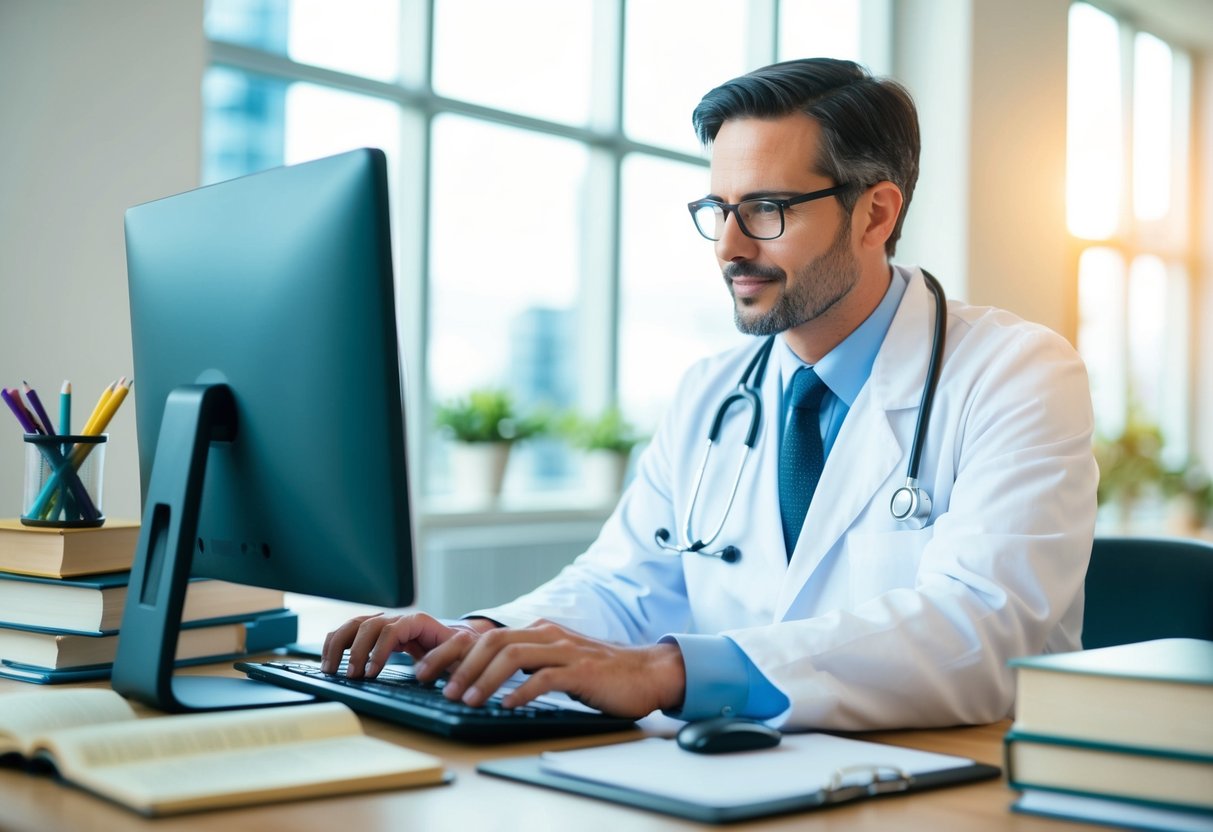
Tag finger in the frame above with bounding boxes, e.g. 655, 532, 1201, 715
457, 641, 574, 707
412, 628, 478, 683
320, 614, 381, 673
345, 615, 400, 678
501, 666, 573, 709
440, 626, 541, 701
366, 614, 453, 677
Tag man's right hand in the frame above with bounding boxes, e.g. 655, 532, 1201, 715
319, 612, 499, 678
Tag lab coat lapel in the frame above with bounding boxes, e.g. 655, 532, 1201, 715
776, 271, 937, 618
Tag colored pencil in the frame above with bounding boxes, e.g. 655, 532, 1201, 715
2, 387, 41, 434
60, 380, 71, 435
22, 381, 57, 436
81, 379, 116, 436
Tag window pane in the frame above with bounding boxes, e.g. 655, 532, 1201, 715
1132, 32, 1172, 223
202, 67, 287, 184
779, 0, 861, 62
428, 116, 590, 496
206, 0, 401, 82
1066, 2, 1122, 240
283, 84, 401, 166
1127, 256, 1188, 464
432, 0, 594, 126
624, 1, 749, 154
618, 155, 747, 430
1077, 247, 1126, 440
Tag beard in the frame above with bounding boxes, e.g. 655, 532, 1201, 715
725, 219, 859, 337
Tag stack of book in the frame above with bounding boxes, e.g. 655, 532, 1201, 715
0, 519, 298, 683
1006, 638, 1213, 832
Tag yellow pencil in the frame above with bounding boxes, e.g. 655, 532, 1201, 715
86, 377, 132, 436
81, 379, 116, 436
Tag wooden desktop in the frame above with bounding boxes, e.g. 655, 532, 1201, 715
0, 663, 1081, 832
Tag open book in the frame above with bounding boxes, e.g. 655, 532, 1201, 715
0, 688, 447, 816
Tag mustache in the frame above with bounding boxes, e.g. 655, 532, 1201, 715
723, 262, 786, 282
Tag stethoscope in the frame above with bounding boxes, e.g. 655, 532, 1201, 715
654, 269, 948, 564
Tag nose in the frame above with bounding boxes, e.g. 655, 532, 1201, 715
714, 210, 759, 264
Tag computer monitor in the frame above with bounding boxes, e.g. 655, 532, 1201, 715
113, 148, 415, 711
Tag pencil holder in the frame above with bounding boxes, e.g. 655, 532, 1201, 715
21, 434, 107, 528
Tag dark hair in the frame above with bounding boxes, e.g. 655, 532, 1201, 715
692, 58, 920, 256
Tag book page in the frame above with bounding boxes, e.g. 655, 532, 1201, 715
0, 689, 136, 756
37, 702, 359, 774
74, 735, 445, 815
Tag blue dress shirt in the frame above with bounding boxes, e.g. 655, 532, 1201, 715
662, 270, 909, 720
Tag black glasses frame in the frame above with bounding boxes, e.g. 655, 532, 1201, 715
687, 184, 852, 241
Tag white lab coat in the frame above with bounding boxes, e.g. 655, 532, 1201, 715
475, 266, 1098, 730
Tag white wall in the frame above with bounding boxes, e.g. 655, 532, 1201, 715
894, 0, 1073, 340
0, 1, 205, 520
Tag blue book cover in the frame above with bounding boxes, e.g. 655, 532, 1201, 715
1009, 638, 1213, 686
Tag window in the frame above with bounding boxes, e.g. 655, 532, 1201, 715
202, 0, 876, 509
1067, 3, 1197, 525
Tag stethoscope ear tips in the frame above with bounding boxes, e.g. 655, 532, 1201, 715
719, 546, 740, 563
655, 528, 672, 543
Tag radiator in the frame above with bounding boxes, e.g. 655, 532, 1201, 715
418, 520, 604, 618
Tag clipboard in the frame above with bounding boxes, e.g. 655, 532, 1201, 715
477, 733, 1001, 824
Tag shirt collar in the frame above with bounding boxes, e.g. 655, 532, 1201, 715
776, 267, 909, 406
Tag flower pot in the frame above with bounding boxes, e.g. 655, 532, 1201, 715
583, 449, 630, 503
449, 442, 511, 506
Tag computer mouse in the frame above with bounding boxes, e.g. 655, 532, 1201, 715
676, 716, 782, 754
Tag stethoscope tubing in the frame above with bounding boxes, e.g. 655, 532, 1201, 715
656, 270, 947, 562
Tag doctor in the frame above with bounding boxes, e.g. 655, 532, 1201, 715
323, 58, 1098, 730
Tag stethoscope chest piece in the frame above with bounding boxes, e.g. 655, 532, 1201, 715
889, 479, 932, 530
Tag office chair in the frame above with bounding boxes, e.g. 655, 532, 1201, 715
1082, 536, 1213, 649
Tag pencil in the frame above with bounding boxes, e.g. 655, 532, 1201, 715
60, 381, 71, 435
22, 381, 57, 437
2, 387, 41, 434
81, 379, 116, 436
86, 377, 132, 436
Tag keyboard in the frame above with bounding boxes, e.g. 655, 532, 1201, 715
234, 659, 636, 742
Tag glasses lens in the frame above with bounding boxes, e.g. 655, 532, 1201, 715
737, 200, 783, 240
691, 202, 724, 240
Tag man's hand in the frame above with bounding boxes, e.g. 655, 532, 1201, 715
414, 620, 687, 720
320, 612, 498, 677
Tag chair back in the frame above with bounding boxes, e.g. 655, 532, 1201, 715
1083, 536, 1213, 649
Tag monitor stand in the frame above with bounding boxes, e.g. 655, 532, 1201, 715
111, 383, 314, 712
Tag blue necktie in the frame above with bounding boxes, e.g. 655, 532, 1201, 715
779, 367, 828, 559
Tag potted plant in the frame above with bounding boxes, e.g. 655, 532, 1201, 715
558, 406, 646, 502
434, 388, 545, 505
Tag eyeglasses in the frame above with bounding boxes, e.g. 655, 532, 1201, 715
687, 184, 851, 241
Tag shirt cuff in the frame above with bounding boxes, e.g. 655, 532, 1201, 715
659, 634, 791, 721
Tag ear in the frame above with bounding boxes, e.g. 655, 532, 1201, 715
854, 181, 903, 253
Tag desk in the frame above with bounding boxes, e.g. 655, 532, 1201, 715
0, 665, 1083, 832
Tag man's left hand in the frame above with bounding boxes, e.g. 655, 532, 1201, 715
412, 620, 686, 719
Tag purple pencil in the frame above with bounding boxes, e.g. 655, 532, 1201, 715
2, 387, 42, 434
22, 381, 57, 436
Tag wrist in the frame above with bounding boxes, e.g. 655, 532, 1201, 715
648, 642, 687, 712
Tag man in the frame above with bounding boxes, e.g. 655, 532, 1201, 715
322, 58, 1098, 730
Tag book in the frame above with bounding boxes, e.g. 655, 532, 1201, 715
479, 733, 1000, 824
0, 570, 286, 634
1006, 729, 1213, 812
0, 519, 140, 578
1009, 638, 1213, 756
1013, 789, 1213, 832
0, 609, 298, 674
0, 689, 447, 816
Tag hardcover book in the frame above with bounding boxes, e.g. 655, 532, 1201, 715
1009, 638, 1213, 756
0, 570, 285, 634
0, 689, 447, 816
0, 519, 140, 578
1005, 729, 1213, 812
0, 609, 298, 678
